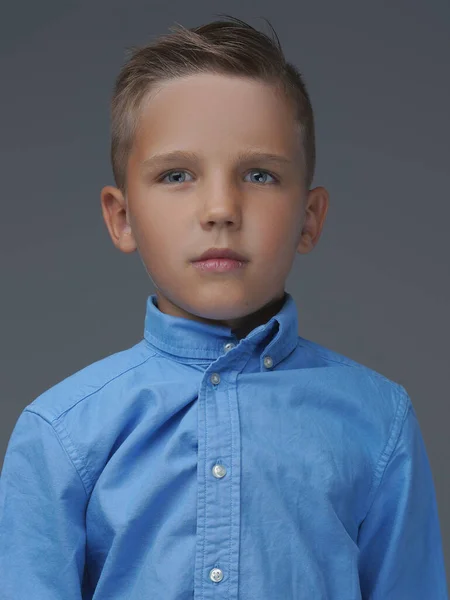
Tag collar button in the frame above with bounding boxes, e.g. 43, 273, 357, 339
263, 356, 273, 369
210, 373, 221, 385
223, 342, 235, 353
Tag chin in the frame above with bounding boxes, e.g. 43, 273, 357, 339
157, 280, 271, 322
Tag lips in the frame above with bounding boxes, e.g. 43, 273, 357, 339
192, 247, 248, 262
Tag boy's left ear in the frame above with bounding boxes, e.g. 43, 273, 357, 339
296, 186, 329, 255
100, 185, 137, 254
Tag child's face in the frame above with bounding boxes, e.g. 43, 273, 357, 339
101, 73, 328, 331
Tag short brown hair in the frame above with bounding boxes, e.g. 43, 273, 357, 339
110, 14, 316, 195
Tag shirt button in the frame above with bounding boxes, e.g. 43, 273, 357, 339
209, 567, 224, 583
263, 356, 273, 369
223, 342, 235, 353
210, 373, 220, 385
212, 464, 227, 478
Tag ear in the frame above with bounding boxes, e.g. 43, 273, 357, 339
296, 186, 329, 255
100, 185, 137, 254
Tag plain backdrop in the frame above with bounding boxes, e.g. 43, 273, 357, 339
1, 0, 449, 585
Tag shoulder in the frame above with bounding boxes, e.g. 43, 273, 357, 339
296, 334, 411, 426
25, 339, 157, 423
298, 334, 405, 385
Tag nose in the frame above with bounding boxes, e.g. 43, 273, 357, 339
198, 180, 242, 230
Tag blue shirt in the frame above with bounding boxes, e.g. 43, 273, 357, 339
0, 292, 447, 599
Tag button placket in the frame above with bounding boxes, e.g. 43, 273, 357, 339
196, 360, 242, 594
203, 371, 229, 588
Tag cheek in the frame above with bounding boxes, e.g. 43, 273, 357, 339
133, 202, 175, 246
133, 204, 193, 277
255, 208, 300, 258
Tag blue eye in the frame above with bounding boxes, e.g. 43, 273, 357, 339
244, 170, 278, 184
160, 170, 194, 184
158, 169, 278, 184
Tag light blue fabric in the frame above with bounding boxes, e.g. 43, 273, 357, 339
0, 292, 447, 599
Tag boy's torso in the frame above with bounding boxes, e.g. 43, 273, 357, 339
25, 332, 404, 599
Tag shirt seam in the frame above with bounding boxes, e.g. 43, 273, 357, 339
143, 339, 221, 363
25, 350, 159, 496
23, 408, 90, 497
298, 341, 397, 383
144, 335, 297, 367
53, 415, 94, 496
361, 383, 411, 522
49, 350, 158, 421
145, 336, 226, 356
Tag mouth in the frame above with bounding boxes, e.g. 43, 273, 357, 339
191, 247, 248, 273
192, 257, 247, 273
192, 247, 248, 262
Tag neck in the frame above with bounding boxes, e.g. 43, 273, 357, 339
230, 292, 287, 340
154, 290, 287, 339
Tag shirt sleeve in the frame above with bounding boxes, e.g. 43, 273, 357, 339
357, 391, 449, 599
0, 409, 88, 600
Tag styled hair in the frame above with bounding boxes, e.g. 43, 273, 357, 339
110, 14, 316, 195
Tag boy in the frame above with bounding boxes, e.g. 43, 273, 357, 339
0, 14, 447, 599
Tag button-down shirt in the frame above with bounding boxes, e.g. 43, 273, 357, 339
0, 292, 448, 599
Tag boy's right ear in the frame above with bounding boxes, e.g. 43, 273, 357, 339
100, 185, 137, 254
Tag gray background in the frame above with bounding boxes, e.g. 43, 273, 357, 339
1, 0, 449, 585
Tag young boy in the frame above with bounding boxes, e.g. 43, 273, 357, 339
0, 15, 447, 600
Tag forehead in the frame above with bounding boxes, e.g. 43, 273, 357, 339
131, 73, 301, 161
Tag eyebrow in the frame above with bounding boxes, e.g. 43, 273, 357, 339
139, 149, 293, 172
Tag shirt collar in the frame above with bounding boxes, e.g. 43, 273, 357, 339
143, 292, 299, 367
